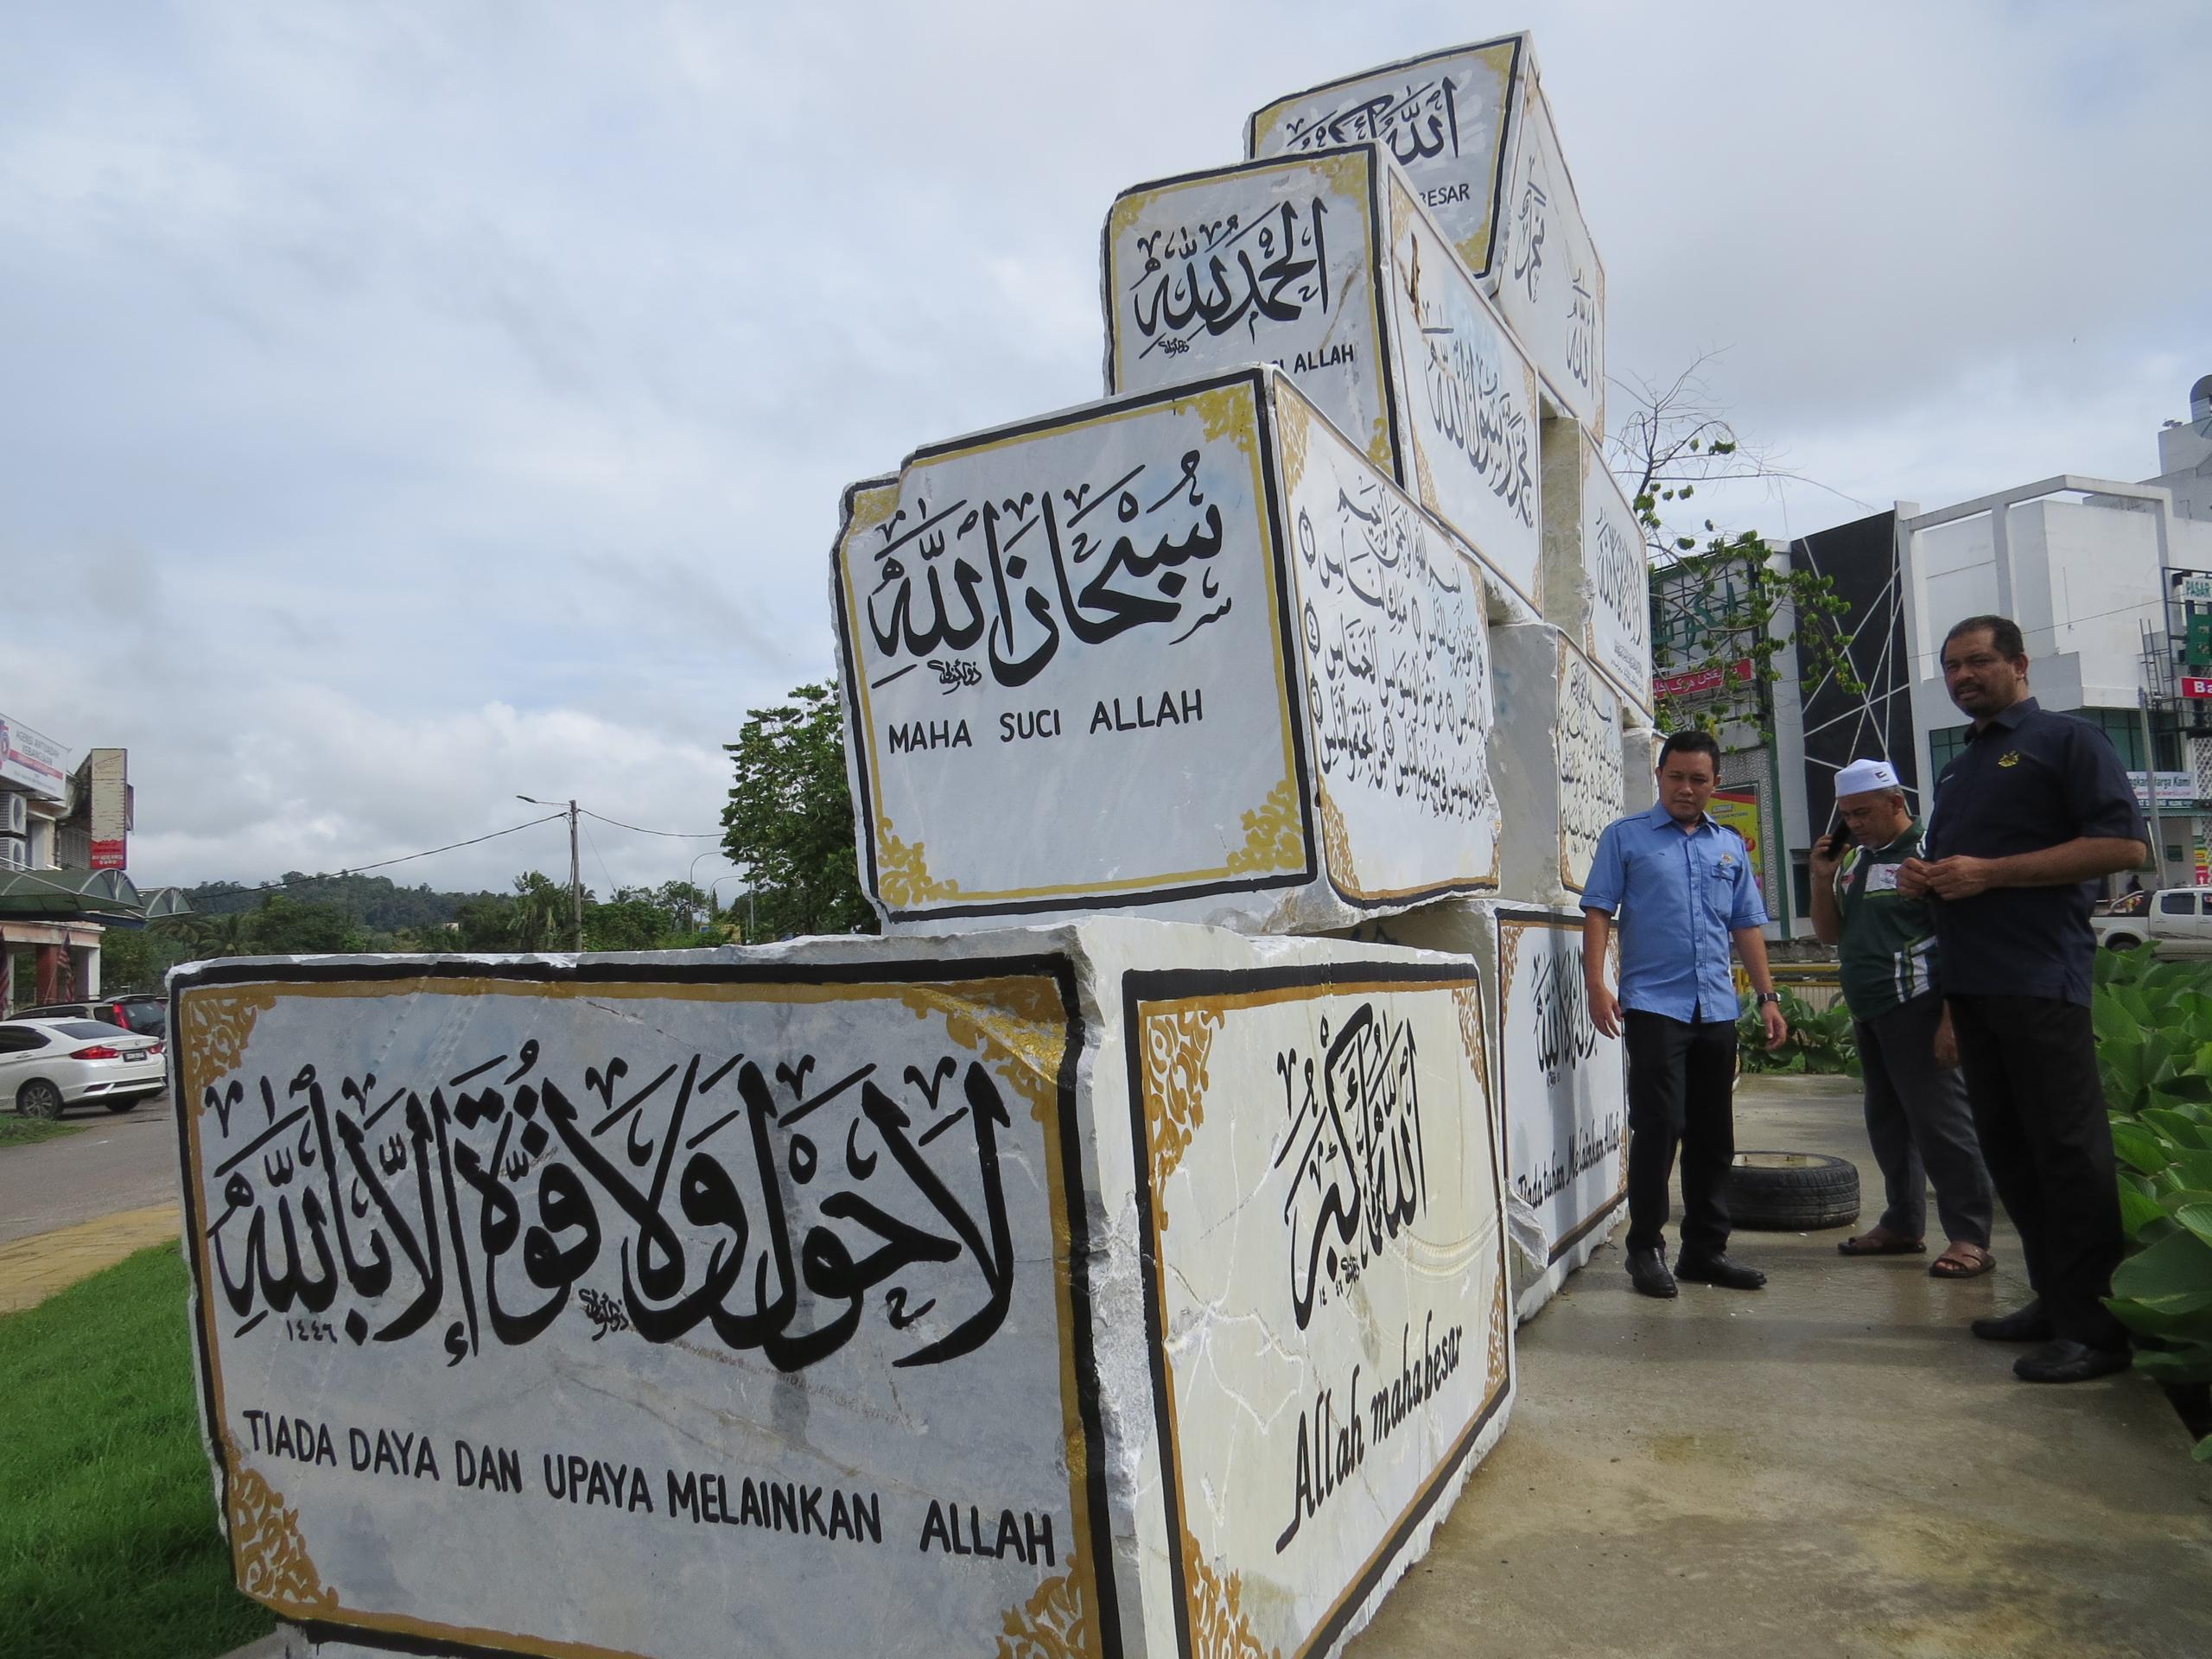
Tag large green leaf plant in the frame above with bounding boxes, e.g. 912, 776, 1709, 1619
2093, 947, 2212, 1461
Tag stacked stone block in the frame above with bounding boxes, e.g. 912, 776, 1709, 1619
170, 29, 1653, 1659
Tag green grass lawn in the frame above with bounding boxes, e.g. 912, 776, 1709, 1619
0, 1117, 86, 1151
0, 1246, 275, 1659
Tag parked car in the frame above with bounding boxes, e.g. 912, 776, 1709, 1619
2094, 887, 2212, 957
0, 1017, 167, 1118
17, 993, 167, 1039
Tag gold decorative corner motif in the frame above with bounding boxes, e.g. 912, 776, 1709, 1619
1225, 777, 1305, 876
1141, 1007, 1224, 1217
228, 1458, 337, 1618
900, 979, 1067, 1124
179, 988, 281, 1112
1455, 229, 1492, 275
1179, 385, 1259, 461
1412, 443, 1439, 518
876, 817, 961, 908
844, 482, 902, 543
1109, 186, 1166, 244
1182, 1529, 1281, 1659
1451, 983, 1489, 1090
996, 1555, 1090, 1658
1497, 922, 1528, 1001
1313, 150, 1368, 200
1316, 784, 1355, 889
1368, 415, 1392, 472
1275, 390, 1312, 495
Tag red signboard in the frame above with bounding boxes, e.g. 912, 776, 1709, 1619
90, 839, 126, 871
1652, 658, 1755, 700
2180, 677, 2212, 700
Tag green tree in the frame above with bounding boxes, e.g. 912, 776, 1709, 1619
721, 683, 876, 940
96, 925, 194, 994
509, 872, 575, 953
1611, 359, 1861, 738
244, 895, 367, 955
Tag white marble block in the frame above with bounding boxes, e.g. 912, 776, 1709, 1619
168, 921, 1513, 1659
1489, 622, 1625, 904
832, 368, 1503, 936
1540, 417, 1653, 719
1622, 725, 1662, 817
1492, 906, 1627, 1319
1100, 146, 1544, 620
1246, 36, 1605, 438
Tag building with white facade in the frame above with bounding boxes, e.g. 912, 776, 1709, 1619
1897, 378, 2212, 889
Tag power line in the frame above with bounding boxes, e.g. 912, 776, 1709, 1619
577, 808, 721, 840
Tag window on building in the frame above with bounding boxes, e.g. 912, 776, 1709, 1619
1790, 854, 1814, 920
1928, 723, 1973, 777
2079, 708, 2181, 773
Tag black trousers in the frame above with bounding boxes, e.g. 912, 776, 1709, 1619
1947, 995, 2129, 1350
1624, 1010, 1739, 1257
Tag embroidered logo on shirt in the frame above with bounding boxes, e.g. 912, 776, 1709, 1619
1997, 751, 2021, 768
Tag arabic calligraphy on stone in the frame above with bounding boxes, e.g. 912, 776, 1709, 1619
1280, 77, 1465, 169
1557, 656, 1623, 870
863, 448, 1231, 691
1590, 512, 1647, 649
1128, 199, 1332, 363
1414, 284, 1535, 531
1274, 1003, 1427, 1330
196, 1033, 1020, 1374
1295, 479, 1492, 823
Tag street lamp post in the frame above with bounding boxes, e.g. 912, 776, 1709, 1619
518, 795, 583, 951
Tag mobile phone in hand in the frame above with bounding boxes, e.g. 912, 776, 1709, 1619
1821, 819, 1853, 860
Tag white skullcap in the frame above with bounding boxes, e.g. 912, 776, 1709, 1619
1834, 758, 1903, 796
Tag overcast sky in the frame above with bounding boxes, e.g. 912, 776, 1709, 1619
4, 1, 2205, 897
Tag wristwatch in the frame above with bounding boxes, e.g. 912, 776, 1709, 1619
1756, 990, 1782, 1006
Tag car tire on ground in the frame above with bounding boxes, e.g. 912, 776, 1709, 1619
2104, 933, 2143, 951
1725, 1150, 1859, 1230
103, 1095, 139, 1113
17, 1078, 65, 1121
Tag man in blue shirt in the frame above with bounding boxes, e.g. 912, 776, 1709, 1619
1583, 730, 1789, 1299
1899, 615, 2148, 1384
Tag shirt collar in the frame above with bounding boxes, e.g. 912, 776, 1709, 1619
1968, 696, 2038, 739
1643, 800, 1717, 832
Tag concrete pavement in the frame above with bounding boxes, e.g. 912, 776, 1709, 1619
1348, 1073, 2212, 1659
0, 1090, 179, 1245
0, 1091, 181, 1313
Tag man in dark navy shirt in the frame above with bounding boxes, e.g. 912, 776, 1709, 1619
1899, 615, 2149, 1384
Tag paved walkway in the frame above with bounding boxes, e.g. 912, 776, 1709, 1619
0, 1201, 181, 1313
1349, 1074, 2212, 1659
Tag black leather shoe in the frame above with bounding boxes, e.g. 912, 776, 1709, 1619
2013, 1338, 2132, 1383
1626, 1249, 1678, 1299
1970, 1301, 2053, 1344
1675, 1252, 1766, 1290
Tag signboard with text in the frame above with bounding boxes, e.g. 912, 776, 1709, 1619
0, 713, 68, 800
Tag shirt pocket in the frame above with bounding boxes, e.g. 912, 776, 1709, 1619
1702, 862, 1737, 920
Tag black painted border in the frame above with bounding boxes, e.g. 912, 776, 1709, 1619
168, 952, 1123, 1659
1120, 958, 1508, 1659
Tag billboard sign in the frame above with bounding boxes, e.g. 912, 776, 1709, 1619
1651, 658, 1753, 702
0, 713, 68, 801
1707, 785, 1765, 900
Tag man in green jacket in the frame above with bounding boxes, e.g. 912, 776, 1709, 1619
1809, 758, 1995, 1278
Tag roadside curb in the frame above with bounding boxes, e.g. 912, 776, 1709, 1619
0, 1202, 180, 1313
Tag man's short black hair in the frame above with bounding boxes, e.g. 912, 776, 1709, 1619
1656, 730, 1722, 772
1943, 614, 2026, 661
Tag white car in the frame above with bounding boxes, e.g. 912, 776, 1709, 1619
0, 1017, 167, 1119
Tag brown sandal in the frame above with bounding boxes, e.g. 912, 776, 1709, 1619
1929, 1244, 1996, 1279
1837, 1230, 1925, 1256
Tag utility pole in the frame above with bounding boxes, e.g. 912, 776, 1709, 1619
567, 798, 582, 950
518, 794, 587, 950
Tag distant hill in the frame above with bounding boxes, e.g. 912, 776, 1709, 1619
186, 872, 499, 931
